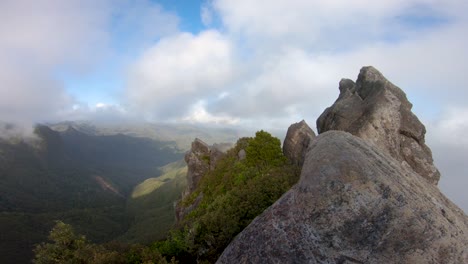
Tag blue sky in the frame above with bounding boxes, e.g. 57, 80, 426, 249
1, 0, 468, 211
156, 0, 206, 32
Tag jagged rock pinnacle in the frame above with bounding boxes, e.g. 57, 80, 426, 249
317, 66, 440, 184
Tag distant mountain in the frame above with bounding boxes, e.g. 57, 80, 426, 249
50, 121, 248, 150
0, 124, 184, 263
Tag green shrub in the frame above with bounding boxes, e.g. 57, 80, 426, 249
168, 130, 300, 262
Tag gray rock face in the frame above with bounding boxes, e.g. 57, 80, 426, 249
176, 139, 231, 221
283, 120, 316, 166
317, 66, 440, 184
184, 138, 211, 194
217, 131, 468, 264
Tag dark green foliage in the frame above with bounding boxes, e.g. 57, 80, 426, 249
33, 221, 177, 264
166, 131, 301, 262
245, 130, 287, 168
33, 221, 102, 264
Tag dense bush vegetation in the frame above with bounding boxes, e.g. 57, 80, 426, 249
159, 130, 301, 263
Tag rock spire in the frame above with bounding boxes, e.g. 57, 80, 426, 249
317, 66, 440, 184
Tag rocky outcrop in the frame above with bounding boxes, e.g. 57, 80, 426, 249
217, 131, 468, 264
283, 120, 315, 166
176, 139, 231, 222
317, 66, 440, 184
184, 138, 211, 194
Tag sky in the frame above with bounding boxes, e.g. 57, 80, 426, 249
0, 0, 467, 211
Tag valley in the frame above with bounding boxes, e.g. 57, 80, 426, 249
0, 122, 240, 263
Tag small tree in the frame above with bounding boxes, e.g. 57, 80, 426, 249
33, 221, 94, 263
245, 130, 286, 169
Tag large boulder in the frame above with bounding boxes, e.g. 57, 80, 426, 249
217, 131, 468, 264
317, 66, 440, 184
283, 120, 316, 166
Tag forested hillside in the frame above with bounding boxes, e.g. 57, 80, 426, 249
0, 124, 183, 263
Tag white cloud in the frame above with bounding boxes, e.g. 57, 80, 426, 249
211, 0, 460, 52
0, 0, 120, 73
59, 102, 134, 124
201, 4, 213, 26
0, 62, 70, 123
426, 107, 468, 213
0, 0, 109, 124
182, 101, 239, 125
207, 48, 338, 120
427, 107, 468, 147
0, 0, 180, 128
125, 30, 235, 119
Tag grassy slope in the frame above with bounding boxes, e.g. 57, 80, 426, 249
121, 160, 188, 244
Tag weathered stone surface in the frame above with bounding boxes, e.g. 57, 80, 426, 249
217, 131, 468, 264
317, 66, 440, 184
176, 139, 231, 222
283, 120, 316, 166
184, 138, 211, 194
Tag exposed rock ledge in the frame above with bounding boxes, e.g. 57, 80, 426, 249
217, 131, 468, 264
317, 66, 440, 184
176, 138, 231, 222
